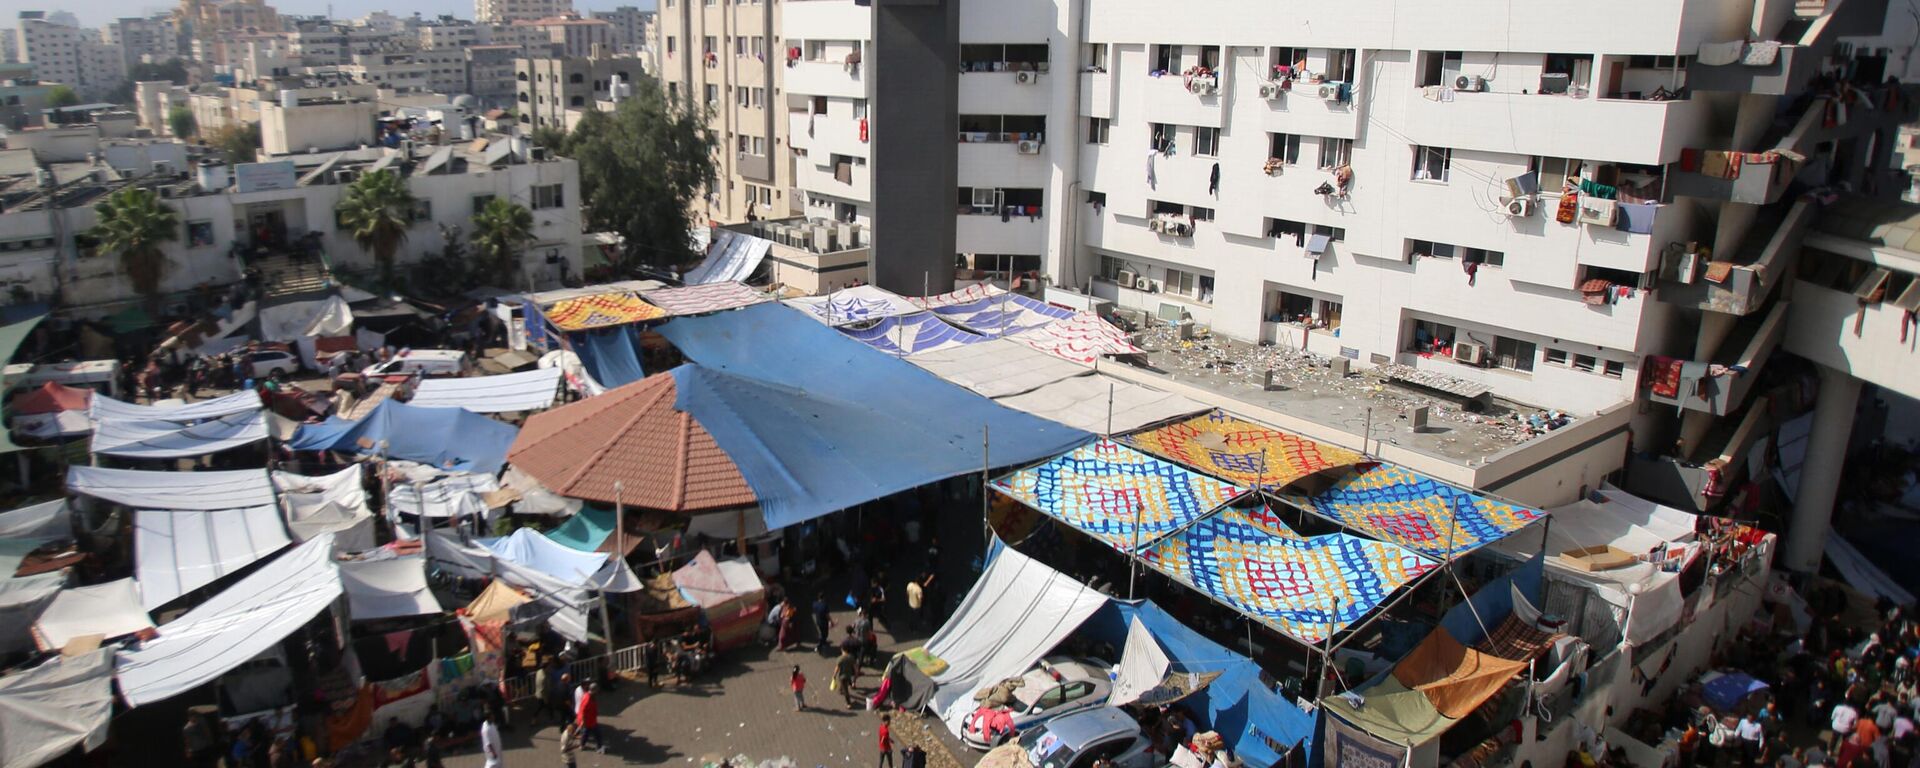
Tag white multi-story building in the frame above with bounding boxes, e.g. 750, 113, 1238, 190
590, 6, 652, 58
14, 12, 85, 91
656, 0, 794, 225
476, 0, 573, 26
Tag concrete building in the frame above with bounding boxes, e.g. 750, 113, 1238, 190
516, 15, 615, 60
258, 92, 375, 155
106, 16, 179, 70
1, 30, 17, 64
1, 70, 49, 131
14, 12, 86, 95
133, 79, 191, 136
655, 0, 793, 225
590, 6, 653, 58
514, 54, 644, 130
476, 0, 573, 25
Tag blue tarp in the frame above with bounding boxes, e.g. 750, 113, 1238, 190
1438, 552, 1545, 647
286, 400, 517, 474
1702, 672, 1770, 712
1081, 600, 1315, 766
657, 303, 1093, 529
572, 325, 647, 389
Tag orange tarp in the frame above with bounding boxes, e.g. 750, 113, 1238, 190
1392, 629, 1529, 719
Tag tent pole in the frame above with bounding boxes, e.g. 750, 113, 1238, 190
980, 425, 991, 547
416, 479, 429, 571
614, 480, 625, 568
736, 508, 746, 561
1105, 382, 1114, 436
1127, 503, 1143, 600
1322, 565, 1449, 658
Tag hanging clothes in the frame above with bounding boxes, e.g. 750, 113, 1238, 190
1209, 162, 1220, 196
1146, 151, 1157, 189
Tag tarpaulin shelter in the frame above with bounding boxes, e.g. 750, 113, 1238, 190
1489, 486, 1695, 646
683, 228, 772, 285
90, 409, 269, 458
658, 302, 1092, 529
0, 499, 70, 542
542, 292, 667, 331
427, 536, 595, 642
340, 557, 441, 620
1108, 618, 1172, 707
483, 528, 641, 593
640, 282, 772, 317
0, 573, 64, 655
907, 338, 1092, 398
11, 382, 92, 439
135, 505, 293, 609
1700, 671, 1770, 711
257, 295, 354, 342
386, 472, 499, 523
1141, 506, 1436, 645
671, 550, 766, 651
1280, 463, 1545, 561
67, 466, 278, 510
990, 439, 1245, 553
463, 579, 531, 623
275, 467, 376, 553
994, 375, 1208, 435
1005, 311, 1142, 364
87, 389, 262, 423
786, 286, 925, 327
115, 534, 344, 706
1117, 410, 1365, 490
286, 400, 517, 474
837, 312, 990, 356
0, 649, 114, 768
544, 505, 636, 553
408, 367, 562, 413
569, 325, 647, 389
915, 286, 1074, 336
30, 578, 153, 651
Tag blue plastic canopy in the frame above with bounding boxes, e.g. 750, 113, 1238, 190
657, 302, 1093, 529
1438, 551, 1545, 647
285, 400, 517, 474
1702, 672, 1770, 712
571, 325, 646, 389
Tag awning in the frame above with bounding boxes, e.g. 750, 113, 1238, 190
115, 534, 344, 706
672, 550, 765, 609
428, 536, 594, 641
785, 285, 924, 327
276, 467, 376, 553
641, 281, 772, 317
1005, 312, 1142, 364
683, 228, 772, 285
407, 367, 562, 413
90, 409, 269, 458
463, 579, 531, 623
0, 499, 70, 541
836, 311, 989, 356
659, 303, 1092, 529
906, 338, 1091, 398
387, 472, 499, 518
992, 439, 1245, 553
1116, 409, 1365, 490
913, 285, 1073, 336
286, 400, 517, 475
543, 292, 666, 332
31, 579, 153, 651
339, 557, 441, 620
1391, 628, 1531, 718
68, 466, 278, 511
0, 573, 65, 655
0, 650, 114, 768
87, 390, 262, 423
484, 528, 641, 592
994, 375, 1206, 435
135, 505, 293, 609
11, 382, 91, 415
1280, 463, 1545, 560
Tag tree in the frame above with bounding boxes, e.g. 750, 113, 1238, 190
471, 197, 534, 288
565, 83, 716, 271
45, 85, 78, 109
208, 123, 261, 164
89, 187, 179, 310
336, 169, 415, 288
529, 125, 569, 156
166, 106, 197, 139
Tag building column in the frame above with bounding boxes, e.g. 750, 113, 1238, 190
1784, 364, 1862, 572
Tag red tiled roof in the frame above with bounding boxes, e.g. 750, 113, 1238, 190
507, 373, 755, 513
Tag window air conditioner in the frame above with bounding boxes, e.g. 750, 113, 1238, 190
1578, 197, 1619, 226
1116, 269, 1137, 287
530, 146, 549, 161
1017, 139, 1042, 155
1453, 75, 1485, 92
1134, 275, 1152, 291
1148, 219, 1166, 233
1258, 82, 1283, 100
1015, 70, 1037, 85
333, 169, 359, 184
1505, 197, 1534, 217
1452, 341, 1488, 366
1187, 77, 1218, 95
1148, 278, 1165, 292
1318, 83, 1344, 102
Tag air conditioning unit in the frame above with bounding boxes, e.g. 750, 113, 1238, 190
1015, 70, 1037, 85
1578, 197, 1619, 226
1318, 83, 1344, 102
1147, 278, 1165, 293
1453, 75, 1486, 92
1116, 269, 1137, 287
332, 169, 359, 185
1505, 197, 1535, 217
1187, 77, 1218, 95
1258, 82, 1283, 100
1148, 219, 1165, 233
1134, 275, 1152, 291
1452, 341, 1488, 366
1016, 139, 1042, 155
530, 145, 548, 161
1173, 222, 1194, 237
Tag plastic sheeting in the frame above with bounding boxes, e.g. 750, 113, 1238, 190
785, 286, 924, 327
339, 557, 441, 620
257, 295, 353, 342
0, 650, 114, 768
285, 400, 517, 475
1117, 410, 1366, 490
1281, 464, 1545, 560
483, 528, 641, 592
994, 375, 1207, 435
542, 292, 666, 331
387, 472, 499, 518
0, 499, 70, 541
906, 338, 1091, 398
836, 312, 989, 356
135, 505, 293, 609
992, 439, 1244, 553
684, 228, 772, 285
91, 409, 269, 458
1109, 618, 1171, 706
659, 303, 1092, 529
68, 466, 278, 511
31, 579, 153, 650
275, 467, 376, 553
572, 325, 647, 389
1391, 629, 1529, 718
427, 536, 594, 642
116, 534, 344, 707
640, 282, 771, 317
0, 573, 64, 655
87, 390, 262, 423
1006, 312, 1142, 364
545, 505, 619, 552
915, 286, 1073, 336
408, 367, 562, 413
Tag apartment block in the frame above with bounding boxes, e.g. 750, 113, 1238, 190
591, 6, 654, 58
514, 54, 646, 130
476, 0, 573, 25
655, 0, 794, 225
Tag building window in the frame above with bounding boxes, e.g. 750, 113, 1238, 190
1493, 336, 1535, 372
1190, 206, 1214, 222
1416, 50, 1463, 88
409, 200, 432, 222
531, 184, 564, 210
568, 72, 583, 84
186, 221, 214, 247
1465, 246, 1504, 267
1572, 353, 1597, 373
1410, 319, 1455, 352
1318, 137, 1351, 170
1603, 360, 1625, 378
472, 194, 495, 215
1152, 44, 1179, 74
1325, 48, 1356, 82
1543, 348, 1569, 366
1529, 156, 1581, 196
1193, 126, 1219, 157
1085, 43, 1108, 72
1311, 224, 1345, 242
1269, 133, 1299, 165
1087, 117, 1109, 144
569, 95, 584, 107
1412, 145, 1451, 182
1410, 239, 1454, 259
704, 84, 717, 104
666, 37, 675, 55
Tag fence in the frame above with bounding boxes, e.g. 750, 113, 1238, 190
502, 642, 651, 702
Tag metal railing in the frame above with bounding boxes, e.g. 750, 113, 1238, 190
501, 642, 650, 702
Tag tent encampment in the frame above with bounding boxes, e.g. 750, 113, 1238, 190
285, 400, 517, 475
408, 367, 563, 413
67, 466, 278, 511
30, 578, 153, 651
275, 467, 376, 553
134, 505, 293, 609
340, 557, 441, 620
672, 551, 766, 651
0, 649, 115, 768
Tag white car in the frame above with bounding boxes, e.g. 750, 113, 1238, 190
361, 349, 470, 378
244, 349, 301, 379
976, 708, 1158, 768
962, 656, 1114, 750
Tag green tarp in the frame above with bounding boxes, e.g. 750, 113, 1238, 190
545, 505, 616, 552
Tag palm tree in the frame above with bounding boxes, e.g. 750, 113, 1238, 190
336, 169, 415, 287
471, 196, 535, 288
89, 187, 179, 310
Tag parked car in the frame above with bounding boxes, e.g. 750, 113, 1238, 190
361, 349, 470, 378
244, 349, 301, 379
975, 707, 1157, 768
962, 656, 1114, 750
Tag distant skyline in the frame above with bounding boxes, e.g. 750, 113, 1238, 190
39, 0, 656, 30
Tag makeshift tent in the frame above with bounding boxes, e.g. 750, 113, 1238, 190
257, 295, 353, 341
499, 465, 584, 517
925, 542, 1110, 736
837, 312, 990, 356
484, 528, 641, 592
386, 472, 498, 519
1109, 618, 1171, 706
1281, 464, 1544, 560
991, 439, 1245, 553
407, 367, 562, 413
683, 228, 772, 285
658, 303, 1092, 529
275, 467, 376, 553
1390, 629, 1531, 718
90, 409, 269, 458
919, 292, 1075, 336
339, 557, 441, 620
11, 382, 91, 415
11, 382, 92, 439
1701, 671, 1770, 711
672, 551, 767, 651
30, 578, 153, 651
428, 536, 595, 642
571, 324, 647, 389
545, 505, 631, 553
906, 338, 1091, 398
115, 534, 344, 706
0, 649, 114, 768
67, 466, 278, 511
1005, 312, 1142, 364
1143, 506, 1436, 645
542, 292, 666, 331
87, 389, 262, 423
785, 286, 925, 327
286, 400, 517, 474
640, 282, 771, 316
0, 499, 70, 542
0, 573, 64, 655
1490, 487, 1696, 645
463, 579, 531, 623
135, 505, 293, 609
1117, 410, 1365, 490
506, 372, 754, 511
995, 375, 1208, 435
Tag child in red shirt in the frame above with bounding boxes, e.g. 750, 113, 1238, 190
877, 714, 894, 768
790, 666, 807, 711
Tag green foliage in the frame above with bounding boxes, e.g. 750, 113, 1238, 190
336, 170, 416, 288
166, 106, 197, 139
565, 83, 716, 270
528, 125, 569, 156
45, 85, 78, 109
106, 59, 191, 104
208, 123, 261, 164
89, 187, 180, 308
416, 223, 473, 291
471, 197, 535, 289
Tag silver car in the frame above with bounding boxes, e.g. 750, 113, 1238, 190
962, 656, 1114, 750
976, 707, 1158, 768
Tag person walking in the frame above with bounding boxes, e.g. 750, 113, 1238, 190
480, 713, 504, 768
533, 660, 556, 724
877, 714, 895, 768
853, 609, 876, 669
905, 575, 925, 632
559, 722, 582, 768
813, 594, 833, 653
576, 682, 604, 753
777, 601, 799, 651
835, 649, 861, 708
791, 666, 808, 711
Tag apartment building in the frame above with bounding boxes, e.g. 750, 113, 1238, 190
655, 0, 794, 225
106, 15, 180, 70
476, 0, 573, 25
517, 16, 615, 59
514, 54, 644, 129
14, 13, 90, 94
591, 6, 654, 58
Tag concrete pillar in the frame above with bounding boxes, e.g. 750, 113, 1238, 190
1676, 310, 1740, 457
1041, 0, 1084, 291
1785, 365, 1862, 572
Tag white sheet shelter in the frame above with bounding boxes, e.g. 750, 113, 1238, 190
1494, 485, 1700, 646
31, 579, 154, 651
14, 410, 90, 439
995, 375, 1207, 435
672, 550, 765, 608
115, 534, 343, 707
0, 499, 70, 541
0, 649, 115, 768
339, 557, 442, 620
784, 285, 924, 326
135, 505, 293, 609
68, 466, 278, 511
684, 228, 773, 285
907, 338, 1091, 398
276, 467, 376, 553
90, 409, 269, 458
87, 390, 262, 423
1109, 617, 1172, 707
408, 367, 563, 413
483, 528, 641, 593
425, 536, 593, 642
0, 573, 64, 655
257, 295, 354, 342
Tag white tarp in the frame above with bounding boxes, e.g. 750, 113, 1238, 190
927, 544, 1110, 735
1825, 533, 1916, 606
258, 295, 354, 342
501, 465, 582, 517
1109, 617, 1172, 707
115, 534, 343, 707
87, 390, 262, 423
135, 506, 292, 610
907, 338, 1092, 398
90, 409, 269, 458
0, 499, 70, 541
425, 536, 592, 642
784, 286, 924, 327
0, 649, 115, 768
13, 410, 90, 439
339, 557, 442, 620
275, 467, 376, 553
673, 550, 764, 608
684, 228, 773, 285
1498, 486, 1698, 646
388, 473, 500, 518
0, 573, 65, 655
408, 367, 562, 413
1594, 483, 1700, 543
68, 466, 278, 511
995, 375, 1208, 435
31, 578, 153, 651
483, 528, 641, 593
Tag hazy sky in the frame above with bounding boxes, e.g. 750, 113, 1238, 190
40, 0, 656, 30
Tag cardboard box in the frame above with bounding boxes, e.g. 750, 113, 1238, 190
1559, 545, 1637, 572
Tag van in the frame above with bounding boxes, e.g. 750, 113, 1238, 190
361, 349, 470, 379
3, 360, 123, 398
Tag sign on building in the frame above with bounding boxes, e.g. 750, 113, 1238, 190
233, 161, 298, 193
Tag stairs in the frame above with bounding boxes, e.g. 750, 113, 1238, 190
254, 253, 334, 301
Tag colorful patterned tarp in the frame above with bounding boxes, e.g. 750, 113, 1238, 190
912, 283, 1004, 309
1008, 311, 1143, 364
837, 311, 988, 356
640, 282, 771, 317
991, 439, 1244, 552
1281, 464, 1545, 560
1143, 505, 1437, 645
915, 286, 1073, 336
1116, 410, 1364, 490
785, 286, 923, 327
544, 292, 667, 331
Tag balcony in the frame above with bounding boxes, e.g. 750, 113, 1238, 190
784, 59, 863, 100
1139, 71, 1225, 128
1079, 69, 1114, 118
1626, 384, 1796, 511
1784, 270, 1920, 398
1644, 299, 1788, 415
957, 209, 1046, 255
1686, 0, 1884, 95
958, 68, 1050, 114
1659, 197, 1814, 314
957, 140, 1049, 189
1400, 89, 1707, 166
